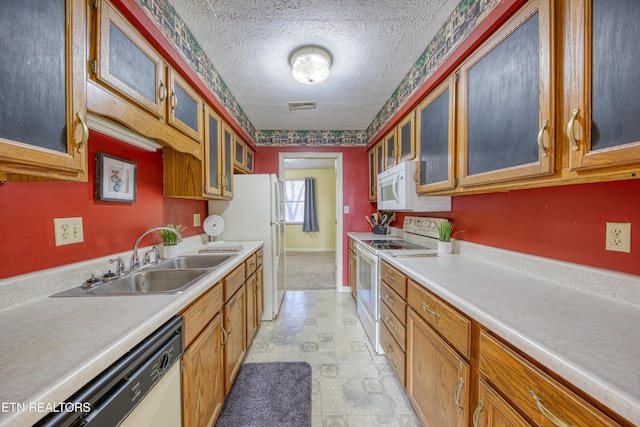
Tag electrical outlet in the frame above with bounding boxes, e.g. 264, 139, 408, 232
193, 213, 201, 227
54, 217, 84, 246
605, 222, 631, 253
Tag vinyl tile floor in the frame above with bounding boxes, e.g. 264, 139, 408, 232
245, 290, 421, 427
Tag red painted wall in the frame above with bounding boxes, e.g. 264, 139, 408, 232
254, 146, 374, 286
392, 179, 640, 277
0, 131, 207, 279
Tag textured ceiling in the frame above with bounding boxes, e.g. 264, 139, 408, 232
169, 0, 461, 131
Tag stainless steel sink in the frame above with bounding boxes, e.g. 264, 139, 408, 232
50, 254, 237, 297
88, 269, 207, 295
151, 254, 235, 270
51, 269, 208, 297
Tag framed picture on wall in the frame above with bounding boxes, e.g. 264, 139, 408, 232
96, 153, 137, 202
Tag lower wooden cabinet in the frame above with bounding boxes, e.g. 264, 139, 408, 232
182, 313, 224, 427
479, 331, 623, 427
245, 272, 257, 345
180, 248, 263, 426
473, 379, 530, 427
384, 259, 632, 427
406, 307, 470, 426
256, 264, 264, 321
224, 283, 246, 393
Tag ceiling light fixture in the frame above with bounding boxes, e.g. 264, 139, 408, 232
289, 46, 332, 85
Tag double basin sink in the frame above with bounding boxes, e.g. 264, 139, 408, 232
51, 254, 235, 297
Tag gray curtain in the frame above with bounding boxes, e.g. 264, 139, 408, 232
302, 177, 319, 232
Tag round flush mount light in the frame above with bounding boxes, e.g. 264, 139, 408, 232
289, 46, 332, 85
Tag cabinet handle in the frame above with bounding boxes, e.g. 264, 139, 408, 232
221, 327, 228, 346
384, 294, 394, 304
76, 112, 89, 153
227, 319, 232, 335
384, 316, 393, 328
170, 91, 177, 111
422, 302, 440, 318
158, 81, 166, 102
529, 390, 573, 427
385, 272, 395, 281
385, 344, 394, 356
472, 399, 484, 427
537, 119, 549, 158
454, 377, 464, 414
567, 108, 580, 151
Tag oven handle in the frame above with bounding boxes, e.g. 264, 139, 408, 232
356, 244, 378, 264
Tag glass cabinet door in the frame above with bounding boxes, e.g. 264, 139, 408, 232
204, 107, 222, 197
95, 0, 166, 120
566, 0, 640, 170
397, 112, 416, 163
416, 76, 456, 193
168, 69, 204, 143
457, 0, 553, 187
222, 123, 234, 198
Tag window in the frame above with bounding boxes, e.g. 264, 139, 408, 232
284, 179, 305, 224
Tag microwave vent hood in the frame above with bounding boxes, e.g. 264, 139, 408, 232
377, 160, 451, 212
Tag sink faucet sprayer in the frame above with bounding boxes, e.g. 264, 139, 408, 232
130, 226, 182, 270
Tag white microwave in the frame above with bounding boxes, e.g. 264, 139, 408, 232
377, 161, 451, 212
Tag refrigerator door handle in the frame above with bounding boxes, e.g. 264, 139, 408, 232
275, 222, 282, 259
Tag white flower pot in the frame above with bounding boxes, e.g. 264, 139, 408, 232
437, 241, 453, 255
162, 244, 180, 259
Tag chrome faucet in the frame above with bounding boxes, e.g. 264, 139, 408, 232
130, 227, 182, 270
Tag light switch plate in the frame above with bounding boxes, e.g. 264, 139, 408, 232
193, 213, 201, 227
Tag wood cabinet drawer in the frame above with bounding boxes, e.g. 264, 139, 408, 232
380, 321, 405, 388
407, 279, 470, 358
224, 264, 245, 301
181, 282, 222, 349
380, 281, 406, 324
479, 331, 623, 427
256, 248, 263, 266
245, 253, 257, 276
380, 301, 406, 351
380, 261, 407, 298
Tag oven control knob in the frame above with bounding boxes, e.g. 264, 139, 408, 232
424, 220, 432, 228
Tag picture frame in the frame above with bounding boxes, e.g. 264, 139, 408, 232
96, 153, 137, 202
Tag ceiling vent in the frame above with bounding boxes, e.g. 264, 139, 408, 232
288, 101, 316, 111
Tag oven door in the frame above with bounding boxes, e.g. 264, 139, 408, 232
355, 243, 381, 352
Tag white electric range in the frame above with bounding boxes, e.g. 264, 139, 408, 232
352, 216, 449, 354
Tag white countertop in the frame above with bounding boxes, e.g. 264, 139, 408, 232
0, 239, 262, 427
349, 232, 640, 426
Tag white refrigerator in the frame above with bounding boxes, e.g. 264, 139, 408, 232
208, 174, 286, 320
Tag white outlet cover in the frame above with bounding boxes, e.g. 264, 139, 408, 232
54, 217, 84, 246
605, 222, 631, 253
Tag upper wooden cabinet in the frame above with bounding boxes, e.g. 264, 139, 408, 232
167, 69, 204, 143
222, 123, 235, 198
245, 146, 255, 174
384, 128, 397, 170
233, 135, 254, 174
397, 112, 416, 164
164, 105, 234, 200
565, 0, 640, 171
457, 0, 553, 187
94, 0, 166, 120
368, 146, 377, 201
0, 0, 88, 182
88, 0, 201, 158
416, 76, 456, 193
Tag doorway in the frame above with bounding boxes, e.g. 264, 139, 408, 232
279, 153, 344, 292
